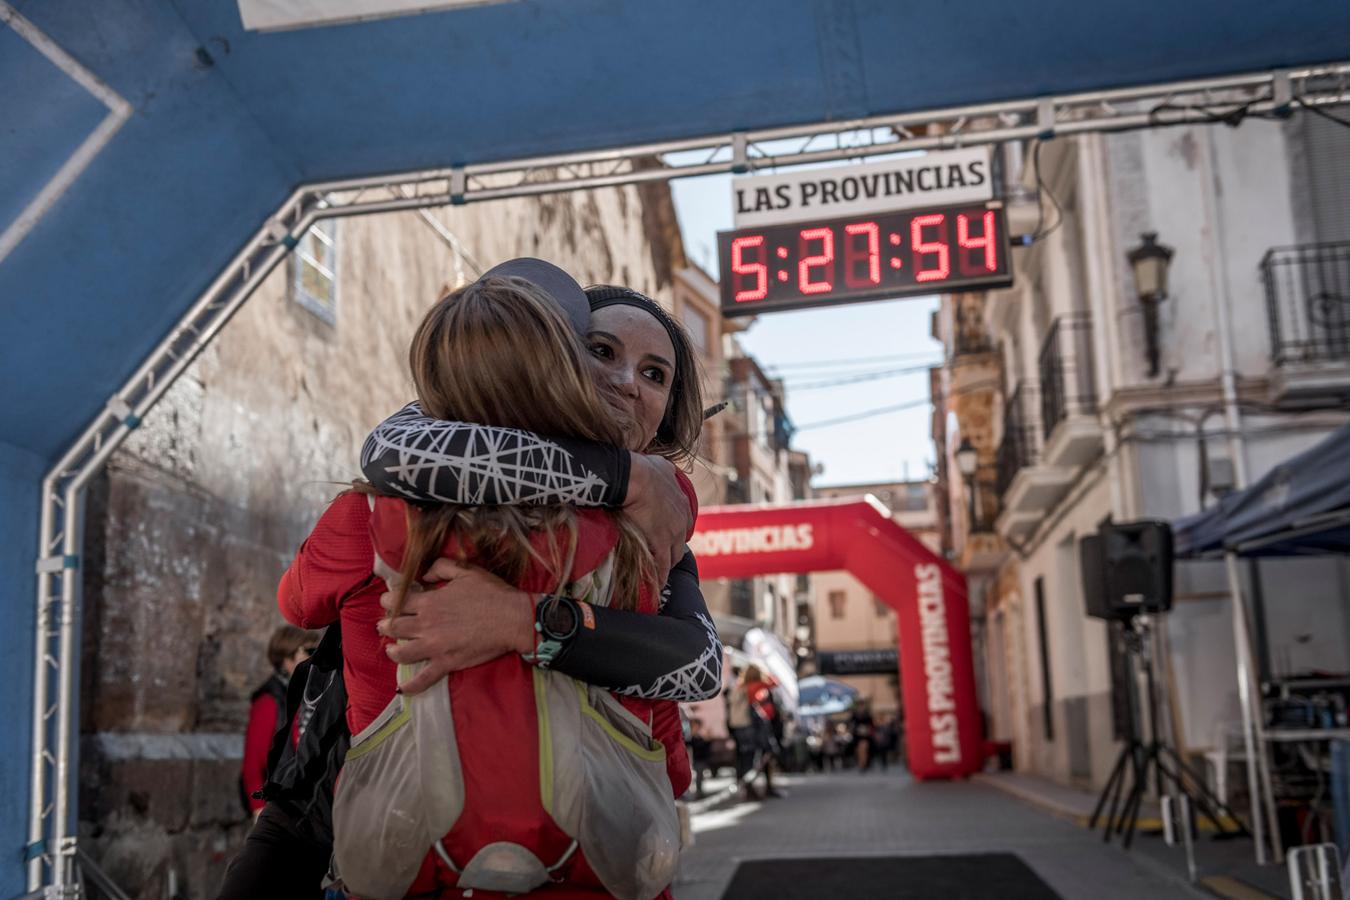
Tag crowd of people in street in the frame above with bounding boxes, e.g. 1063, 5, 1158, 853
676, 670, 905, 810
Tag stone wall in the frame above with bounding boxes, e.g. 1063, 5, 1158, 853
78, 180, 686, 899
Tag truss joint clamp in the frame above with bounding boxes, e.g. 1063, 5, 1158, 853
1271, 70, 1293, 118
1036, 98, 1056, 141
731, 133, 749, 174
450, 168, 466, 205
36, 555, 79, 574
106, 395, 140, 429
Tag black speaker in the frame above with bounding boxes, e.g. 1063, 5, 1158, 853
1080, 521, 1174, 620
1079, 534, 1115, 620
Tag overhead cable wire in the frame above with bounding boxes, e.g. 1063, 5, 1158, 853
763, 351, 943, 371
794, 396, 932, 431
783, 363, 940, 391
1027, 139, 1064, 244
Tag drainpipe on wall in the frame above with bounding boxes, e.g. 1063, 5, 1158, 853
1076, 133, 1129, 520
1199, 130, 1249, 488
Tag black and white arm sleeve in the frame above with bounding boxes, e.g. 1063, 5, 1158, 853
548, 551, 723, 702
360, 403, 630, 506
361, 405, 720, 701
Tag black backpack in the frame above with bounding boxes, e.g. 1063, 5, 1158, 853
256, 621, 351, 844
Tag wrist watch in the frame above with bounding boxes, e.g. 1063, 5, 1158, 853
537, 595, 580, 642
525, 595, 580, 667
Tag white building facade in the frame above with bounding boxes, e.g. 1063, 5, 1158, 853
937, 110, 1350, 791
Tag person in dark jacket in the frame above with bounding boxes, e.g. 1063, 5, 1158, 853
239, 625, 314, 822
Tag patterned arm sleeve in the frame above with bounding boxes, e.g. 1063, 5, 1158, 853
360, 403, 630, 507
548, 550, 724, 702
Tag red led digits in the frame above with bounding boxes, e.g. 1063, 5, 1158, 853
843, 221, 880, 288
957, 210, 998, 274
718, 204, 1008, 312
730, 235, 768, 302
798, 227, 835, 295
910, 214, 950, 283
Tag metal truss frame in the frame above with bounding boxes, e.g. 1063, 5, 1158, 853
27, 61, 1350, 895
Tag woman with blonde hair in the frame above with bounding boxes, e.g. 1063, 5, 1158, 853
278, 265, 710, 899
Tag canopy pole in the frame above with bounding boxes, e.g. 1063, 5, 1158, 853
1226, 551, 1282, 865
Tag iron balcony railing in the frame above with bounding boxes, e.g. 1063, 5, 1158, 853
1262, 242, 1350, 366
996, 383, 1041, 499
1038, 314, 1098, 441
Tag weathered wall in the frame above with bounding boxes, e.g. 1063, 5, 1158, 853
79, 181, 685, 899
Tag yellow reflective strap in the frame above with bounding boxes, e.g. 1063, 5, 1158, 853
535, 668, 554, 815
344, 702, 410, 762
574, 682, 666, 762
344, 666, 417, 763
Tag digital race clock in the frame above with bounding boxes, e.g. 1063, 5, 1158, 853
716, 201, 1012, 316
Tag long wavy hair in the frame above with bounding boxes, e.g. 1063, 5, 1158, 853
377, 275, 656, 618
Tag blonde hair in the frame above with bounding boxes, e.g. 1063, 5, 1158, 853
383, 276, 656, 618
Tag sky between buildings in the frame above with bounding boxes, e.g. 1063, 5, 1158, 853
669, 169, 942, 487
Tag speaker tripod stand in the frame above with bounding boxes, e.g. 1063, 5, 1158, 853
1089, 615, 1249, 848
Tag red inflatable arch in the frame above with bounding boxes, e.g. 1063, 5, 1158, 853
689, 495, 982, 780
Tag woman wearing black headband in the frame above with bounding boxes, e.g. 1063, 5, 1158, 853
365, 284, 721, 703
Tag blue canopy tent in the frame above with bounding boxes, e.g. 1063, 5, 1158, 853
1175, 421, 1350, 558
4, 0, 1350, 891
1172, 421, 1350, 865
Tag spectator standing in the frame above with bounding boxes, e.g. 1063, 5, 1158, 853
239, 625, 314, 820
850, 700, 876, 773
687, 718, 711, 798
874, 716, 895, 772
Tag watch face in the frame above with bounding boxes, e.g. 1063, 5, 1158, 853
541, 597, 579, 639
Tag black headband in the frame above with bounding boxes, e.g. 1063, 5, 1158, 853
585, 286, 686, 360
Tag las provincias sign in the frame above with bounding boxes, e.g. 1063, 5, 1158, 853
731, 146, 993, 229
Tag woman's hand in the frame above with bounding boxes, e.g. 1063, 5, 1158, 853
377, 558, 536, 695
624, 453, 692, 577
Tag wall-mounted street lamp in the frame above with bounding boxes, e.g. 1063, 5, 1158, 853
1126, 231, 1174, 378
955, 437, 981, 530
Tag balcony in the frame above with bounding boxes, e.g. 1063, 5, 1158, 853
1263, 242, 1350, 405
1037, 314, 1102, 468
995, 384, 1075, 542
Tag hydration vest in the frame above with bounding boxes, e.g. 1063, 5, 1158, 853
331, 496, 681, 900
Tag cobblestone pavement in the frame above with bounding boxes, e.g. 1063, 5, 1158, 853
674, 770, 1212, 900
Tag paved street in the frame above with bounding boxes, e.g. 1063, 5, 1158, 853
674, 770, 1216, 900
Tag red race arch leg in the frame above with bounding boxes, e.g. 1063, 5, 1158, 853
690, 496, 983, 780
